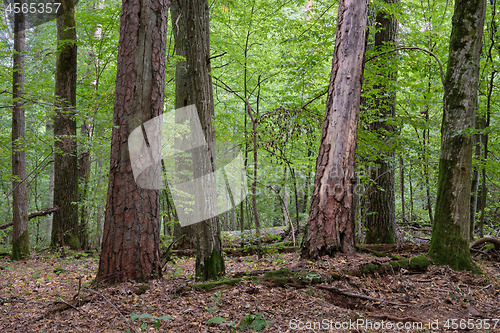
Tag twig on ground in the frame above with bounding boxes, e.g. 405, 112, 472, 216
317, 285, 408, 307
84, 288, 138, 333
56, 297, 80, 312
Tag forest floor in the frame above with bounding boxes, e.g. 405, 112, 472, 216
0, 246, 499, 333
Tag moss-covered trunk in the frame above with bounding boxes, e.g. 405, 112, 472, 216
171, 0, 225, 280
301, 0, 368, 258
52, 0, 79, 250
428, 0, 486, 271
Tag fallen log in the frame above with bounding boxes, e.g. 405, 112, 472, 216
172, 245, 298, 258
0, 207, 58, 230
359, 243, 429, 253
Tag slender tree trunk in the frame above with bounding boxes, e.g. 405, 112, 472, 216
470, 111, 482, 240
246, 99, 261, 257
364, 0, 399, 244
77, 2, 100, 250
302, 145, 313, 216
78, 121, 91, 250
479, 71, 493, 238
171, 0, 225, 281
282, 169, 290, 227
97, 0, 169, 284
52, 0, 80, 250
301, 0, 368, 258
44, 123, 55, 239
428, 0, 486, 271
423, 115, 434, 226
12, 0, 29, 260
409, 165, 414, 221
290, 167, 300, 230
399, 155, 405, 222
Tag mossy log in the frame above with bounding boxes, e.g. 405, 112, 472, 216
359, 243, 429, 253
172, 245, 298, 258
359, 255, 432, 274
355, 245, 397, 259
189, 268, 324, 291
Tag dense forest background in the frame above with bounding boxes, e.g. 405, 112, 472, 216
1, 0, 498, 252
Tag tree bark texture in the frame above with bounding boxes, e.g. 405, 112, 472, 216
97, 0, 169, 284
301, 0, 368, 258
428, 0, 486, 271
364, 0, 399, 245
52, 0, 79, 250
12, 0, 30, 260
78, 121, 91, 250
171, 0, 225, 280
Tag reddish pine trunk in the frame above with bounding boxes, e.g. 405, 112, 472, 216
97, 0, 169, 284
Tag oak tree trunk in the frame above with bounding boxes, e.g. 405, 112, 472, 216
97, 0, 169, 284
364, 0, 399, 245
301, 0, 368, 258
12, 0, 30, 260
171, 0, 225, 280
428, 0, 486, 271
52, 0, 80, 250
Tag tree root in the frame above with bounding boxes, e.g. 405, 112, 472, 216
470, 237, 500, 250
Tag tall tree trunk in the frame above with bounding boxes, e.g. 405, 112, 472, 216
78, 1, 101, 251
479, 0, 497, 239
52, 0, 80, 250
301, 0, 368, 258
428, 0, 486, 271
97, 0, 169, 284
171, 0, 225, 281
364, 0, 399, 244
12, 0, 29, 260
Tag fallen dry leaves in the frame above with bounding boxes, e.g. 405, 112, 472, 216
0, 250, 499, 332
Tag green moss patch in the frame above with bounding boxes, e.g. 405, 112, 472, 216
192, 278, 244, 291
359, 255, 432, 274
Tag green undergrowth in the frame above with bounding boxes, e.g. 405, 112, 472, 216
191, 268, 325, 291
359, 255, 432, 274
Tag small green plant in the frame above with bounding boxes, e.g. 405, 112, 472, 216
238, 313, 267, 331
206, 289, 226, 313
127, 312, 171, 331
305, 272, 321, 283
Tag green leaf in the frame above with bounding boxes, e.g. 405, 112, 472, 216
207, 316, 227, 325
